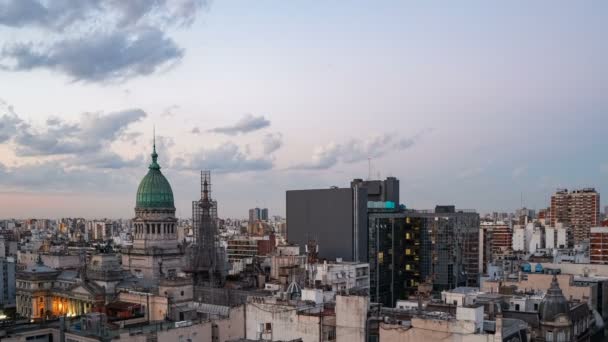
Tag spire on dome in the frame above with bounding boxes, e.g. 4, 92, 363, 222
150, 126, 160, 170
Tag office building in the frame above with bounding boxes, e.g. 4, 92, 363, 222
0, 256, 16, 309
286, 185, 367, 262
261, 208, 269, 221
420, 206, 480, 291
351, 177, 399, 205
286, 177, 400, 263
367, 211, 426, 306
368, 206, 480, 306
551, 188, 600, 244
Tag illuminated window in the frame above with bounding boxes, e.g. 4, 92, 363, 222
406, 264, 411, 271
405, 249, 411, 255
406, 217, 411, 224
405, 233, 411, 239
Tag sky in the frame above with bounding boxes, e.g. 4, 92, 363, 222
0, 1, 606, 219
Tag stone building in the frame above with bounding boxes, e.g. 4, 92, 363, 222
16, 259, 104, 319
122, 140, 185, 279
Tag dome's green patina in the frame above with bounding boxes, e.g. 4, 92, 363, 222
135, 140, 175, 209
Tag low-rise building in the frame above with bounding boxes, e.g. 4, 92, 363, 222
245, 294, 368, 342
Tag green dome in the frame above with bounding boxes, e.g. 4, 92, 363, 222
135, 142, 175, 209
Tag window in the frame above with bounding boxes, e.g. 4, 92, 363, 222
146, 224, 150, 234
405, 233, 411, 239
546, 331, 553, 342
405, 249, 411, 255
515, 304, 520, 311
405, 264, 411, 271
181, 291, 184, 296
534, 303, 538, 310
265, 323, 272, 332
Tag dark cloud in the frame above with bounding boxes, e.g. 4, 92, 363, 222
0, 0, 206, 31
182, 142, 274, 173
13, 109, 146, 156
290, 133, 421, 170
209, 114, 271, 135
2, 27, 183, 82
262, 132, 283, 154
72, 151, 144, 169
0, 113, 23, 143
0, 160, 136, 192
0, 0, 207, 82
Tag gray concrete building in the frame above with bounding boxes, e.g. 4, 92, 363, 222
351, 177, 399, 205
286, 185, 368, 262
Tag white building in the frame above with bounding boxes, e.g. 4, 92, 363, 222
245, 294, 368, 342
441, 287, 480, 307
556, 224, 568, 248
310, 261, 369, 294
512, 227, 525, 251
528, 229, 543, 254
546, 227, 555, 249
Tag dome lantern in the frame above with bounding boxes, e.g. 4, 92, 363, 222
135, 134, 174, 209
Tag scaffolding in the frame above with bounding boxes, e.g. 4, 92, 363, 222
186, 171, 225, 287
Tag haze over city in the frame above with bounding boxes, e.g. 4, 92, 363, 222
0, 1, 607, 219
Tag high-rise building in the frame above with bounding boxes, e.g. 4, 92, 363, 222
351, 177, 399, 205
368, 205, 480, 306
367, 212, 426, 306
249, 208, 261, 223
550, 188, 600, 244
479, 222, 512, 274
590, 227, 608, 264
0, 256, 16, 309
261, 208, 269, 221
287, 185, 367, 262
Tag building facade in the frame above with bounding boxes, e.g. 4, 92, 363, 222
551, 188, 600, 244
0, 256, 16, 309
286, 185, 367, 262
122, 141, 185, 279
368, 206, 480, 306
590, 227, 608, 265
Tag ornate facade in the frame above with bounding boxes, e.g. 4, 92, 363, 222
122, 139, 185, 280
16, 260, 104, 319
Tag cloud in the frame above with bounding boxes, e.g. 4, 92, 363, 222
0, 101, 24, 142
209, 114, 271, 135
0, 0, 207, 82
290, 133, 419, 170
262, 133, 283, 154
181, 142, 274, 173
2, 27, 183, 82
0, 160, 135, 192
0, 0, 207, 31
13, 109, 146, 156
73, 151, 144, 169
